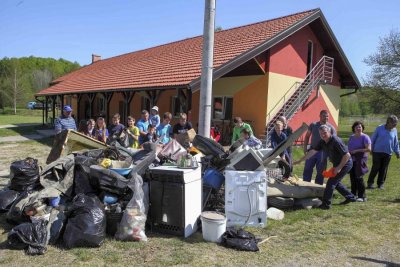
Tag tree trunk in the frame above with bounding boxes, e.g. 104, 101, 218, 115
13, 68, 17, 115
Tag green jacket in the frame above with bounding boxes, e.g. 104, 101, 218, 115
232, 123, 253, 143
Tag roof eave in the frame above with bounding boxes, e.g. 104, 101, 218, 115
189, 9, 322, 92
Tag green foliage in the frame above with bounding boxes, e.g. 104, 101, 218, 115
0, 57, 80, 110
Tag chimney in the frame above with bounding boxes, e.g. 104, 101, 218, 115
92, 54, 101, 63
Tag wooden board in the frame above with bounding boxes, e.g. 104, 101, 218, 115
46, 130, 107, 164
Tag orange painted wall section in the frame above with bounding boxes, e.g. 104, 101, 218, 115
232, 74, 268, 137
190, 91, 200, 131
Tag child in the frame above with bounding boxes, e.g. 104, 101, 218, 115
144, 125, 157, 143
126, 116, 140, 149
94, 117, 109, 143
156, 112, 172, 145
87, 119, 95, 137
150, 106, 160, 128
108, 113, 125, 136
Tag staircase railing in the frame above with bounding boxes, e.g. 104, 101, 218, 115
265, 56, 334, 145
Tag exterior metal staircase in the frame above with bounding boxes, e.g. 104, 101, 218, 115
265, 56, 334, 145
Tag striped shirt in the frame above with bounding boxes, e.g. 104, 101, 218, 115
55, 116, 77, 134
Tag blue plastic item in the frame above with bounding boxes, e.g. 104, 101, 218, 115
103, 193, 118, 204
49, 196, 61, 207
203, 168, 225, 190
109, 167, 132, 176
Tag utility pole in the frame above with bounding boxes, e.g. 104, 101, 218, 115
198, 0, 216, 138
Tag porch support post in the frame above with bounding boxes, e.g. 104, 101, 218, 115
51, 96, 56, 125
122, 91, 135, 123
59, 94, 64, 111
45, 96, 49, 124
87, 93, 96, 119
102, 92, 113, 125
186, 88, 192, 113
77, 94, 82, 121
178, 88, 187, 113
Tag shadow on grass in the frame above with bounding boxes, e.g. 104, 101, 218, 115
351, 256, 400, 267
384, 198, 400, 203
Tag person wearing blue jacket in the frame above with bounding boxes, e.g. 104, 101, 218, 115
367, 115, 400, 189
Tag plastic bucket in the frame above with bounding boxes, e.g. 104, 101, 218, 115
203, 168, 225, 190
201, 211, 226, 243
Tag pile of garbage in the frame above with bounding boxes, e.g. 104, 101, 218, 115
0, 140, 156, 255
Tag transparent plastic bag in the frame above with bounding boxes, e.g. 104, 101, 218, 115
115, 173, 147, 241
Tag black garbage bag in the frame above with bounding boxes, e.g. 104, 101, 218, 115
192, 135, 226, 158
220, 228, 259, 252
9, 158, 41, 192
0, 189, 20, 212
8, 220, 48, 255
74, 155, 98, 195
89, 165, 129, 196
47, 208, 67, 245
6, 191, 32, 225
63, 194, 106, 248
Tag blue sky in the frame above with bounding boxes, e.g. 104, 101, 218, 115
1, 0, 399, 83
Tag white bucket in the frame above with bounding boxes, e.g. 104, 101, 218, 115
201, 211, 226, 243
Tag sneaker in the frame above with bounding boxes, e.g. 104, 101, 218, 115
356, 198, 367, 202
340, 198, 356, 205
367, 185, 375, 189
318, 204, 330, 210
378, 185, 384, 190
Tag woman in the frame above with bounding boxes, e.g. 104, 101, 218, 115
94, 117, 109, 143
348, 121, 371, 202
270, 120, 289, 162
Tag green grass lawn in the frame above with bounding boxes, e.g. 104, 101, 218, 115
0, 109, 43, 125
0, 116, 399, 266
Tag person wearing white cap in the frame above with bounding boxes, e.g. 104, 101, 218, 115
55, 105, 77, 134
150, 106, 160, 128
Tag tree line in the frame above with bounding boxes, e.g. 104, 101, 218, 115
0, 57, 80, 114
341, 29, 400, 117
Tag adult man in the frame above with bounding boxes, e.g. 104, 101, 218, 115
367, 115, 400, 189
136, 110, 150, 145
294, 125, 356, 209
231, 117, 253, 144
156, 112, 173, 145
55, 105, 77, 134
303, 110, 336, 185
108, 113, 125, 136
173, 113, 192, 137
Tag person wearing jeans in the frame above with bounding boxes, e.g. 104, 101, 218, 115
302, 110, 336, 185
367, 115, 400, 189
294, 125, 356, 209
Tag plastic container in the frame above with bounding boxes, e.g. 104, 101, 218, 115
266, 207, 285, 220
110, 160, 133, 176
203, 168, 225, 190
201, 211, 226, 243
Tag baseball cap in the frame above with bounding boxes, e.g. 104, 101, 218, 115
151, 106, 159, 112
63, 105, 73, 112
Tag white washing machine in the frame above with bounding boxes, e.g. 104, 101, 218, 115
224, 170, 267, 227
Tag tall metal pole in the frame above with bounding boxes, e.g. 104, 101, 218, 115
198, 0, 216, 138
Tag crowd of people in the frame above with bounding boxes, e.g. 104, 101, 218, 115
55, 105, 193, 148
55, 105, 399, 210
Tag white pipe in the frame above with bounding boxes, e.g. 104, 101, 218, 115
198, 0, 216, 138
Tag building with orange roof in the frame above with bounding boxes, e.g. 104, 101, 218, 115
37, 8, 360, 144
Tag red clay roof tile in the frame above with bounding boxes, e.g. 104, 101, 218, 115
38, 9, 318, 95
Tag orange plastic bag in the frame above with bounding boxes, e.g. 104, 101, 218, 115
322, 167, 336, 178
